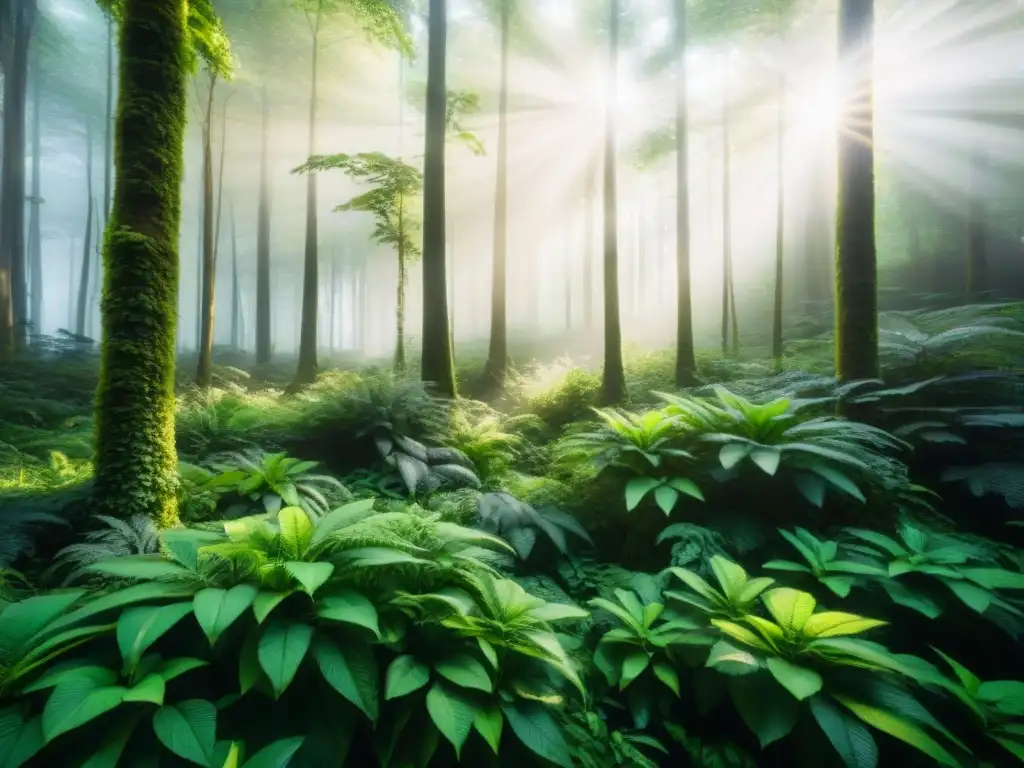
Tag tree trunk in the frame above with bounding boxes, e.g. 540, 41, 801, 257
966, 149, 987, 301
483, 0, 509, 391
196, 75, 217, 387
673, 0, 696, 385
0, 0, 36, 356
583, 158, 597, 330
396, 234, 406, 372
28, 58, 42, 335
294, 17, 321, 386
772, 65, 786, 365
720, 70, 732, 357
600, 0, 626, 405
421, 0, 457, 397
230, 200, 239, 348
66, 237, 76, 330
834, 0, 878, 381
103, 15, 113, 220
93, 0, 187, 527
75, 119, 94, 337
255, 84, 272, 365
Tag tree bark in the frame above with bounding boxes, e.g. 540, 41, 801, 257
673, 0, 696, 386
196, 75, 217, 387
600, 0, 626, 405
28, 57, 42, 335
483, 0, 510, 392
93, 0, 187, 527
255, 83, 272, 365
421, 0, 457, 397
772, 66, 786, 365
294, 16, 321, 386
834, 0, 878, 381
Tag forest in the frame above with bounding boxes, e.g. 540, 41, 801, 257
0, 0, 1023, 766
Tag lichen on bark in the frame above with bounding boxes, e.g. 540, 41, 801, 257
92, 0, 188, 527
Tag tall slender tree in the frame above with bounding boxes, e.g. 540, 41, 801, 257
255, 82, 272, 364
196, 73, 218, 387
28, 55, 43, 335
600, 0, 626, 404
672, 0, 696, 385
92, 0, 230, 526
421, 0, 457, 397
834, 0, 878, 381
230, 202, 240, 349
76, 117, 95, 337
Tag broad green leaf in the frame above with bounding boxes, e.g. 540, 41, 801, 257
761, 588, 816, 634
124, 674, 166, 706
620, 650, 650, 690
502, 702, 573, 768
116, 602, 194, 673
385, 655, 431, 700
931, 648, 981, 696
706, 639, 760, 676
809, 695, 878, 768
0, 591, 84, 658
666, 477, 704, 501
529, 603, 589, 623
47, 582, 193, 635
312, 636, 379, 721
653, 662, 680, 696
653, 484, 679, 515
737, 577, 776, 605
625, 478, 660, 512
667, 567, 720, 604
86, 557, 193, 581
803, 612, 887, 639
310, 498, 376, 546
794, 473, 827, 507
80, 710, 145, 768
240, 736, 305, 768
278, 507, 314, 559
0, 708, 44, 768
963, 568, 1024, 590
809, 464, 865, 502
719, 443, 750, 470
881, 580, 942, 619
316, 590, 381, 637
834, 696, 959, 767
766, 657, 823, 700
728, 674, 799, 748
473, 704, 503, 755
436, 654, 493, 693
258, 621, 314, 698
709, 556, 749, 600
763, 559, 812, 573
152, 700, 217, 768
944, 580, 992, 613
425, 683, 476, 758
238, 632, 262, 695
284, 562, 335, 595
252, 591, 293, 624
157, 657, 210, 683
821, 576, 855, 598
42, 680, 126, 742
710, 619, 773, 652
750, 447, 782, 475
588, 597, 643, 633
193, 585, 259, 646
21, 663, 118, 693
978, 681, 1024, 716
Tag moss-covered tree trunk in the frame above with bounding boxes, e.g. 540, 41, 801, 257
421, 0, 457, 398
483, 0, 510, 393
92, 0, 187, 527
29, 60, 43, 335
834, 0, 878, 381
672, 0, 696, 386
196, 76, 217, 387
294, 16, 321, 386
75, 118, 94, 338
255, 83, 272, 365
600, 0, 626, 405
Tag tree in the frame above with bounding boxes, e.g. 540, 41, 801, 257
28, 53, 43, 335
195, 72, 218, 387
255, 82, 272, 364
672, 0, 696, 385
75, 116, 95, 338
297, 152, 422, 370
834, 0, 878, 381
420, 0, 457, 397
91, 0, 230, 526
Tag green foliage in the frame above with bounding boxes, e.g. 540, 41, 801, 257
50, 515, 160, 585
474, 491, 593, 560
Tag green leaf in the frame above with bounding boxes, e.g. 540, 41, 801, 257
834, 696, 959, 767
821, 576, 855, 597
278, 507, 314, 559
706, 639, 760, 676
193, 585, 259, 646
312, 635, 379, 721
473, 704, 503, 755
240, 736, 305, 768
436, 653, 493, 693
47, 582, 193, 635
316, 590, 381, 637
625, 478, 660, 511
766, 657, 823, 700
502, 702, 573, 768
809, 464, 866, 502
881, 580, 942, 619
80, 710, 145, 768
931, 648, 981, 695
803, 611, 887, 638
87, 557, 193, 581
963, 568, 1024, 590
653, 484, 679, 515
385, 655, 431, 700
666, 477, 704, 501
152, 700, 217, 768
0, 708, 44, 768
42, 680, 126, 741
21, 663, 118, 693
653, 662, 680, 696
426, 683, 476, 758
620, 650, 651, 690
529, 603, 589, 623
761, 588, 817, 634
710, 619, 773, 652
238, 631, 262, 695
258, 621, 314, 698
728, 674, 799, 748
124, 674, 166, 706
719, 443, 750, 470
809, 695, 878, 768
945, 580, 992, 613
116, 602, 194, 673
252, 591, 292, 624
795, 473, 827, 507
750, 447, 782, 475
284, 562, 335, 595
157, 657, 210, 683
0, 590, 84, 658
310, 498, 376, 546
978, 681, 1024, 716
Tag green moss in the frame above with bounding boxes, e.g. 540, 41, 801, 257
91, 0, 189, 528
